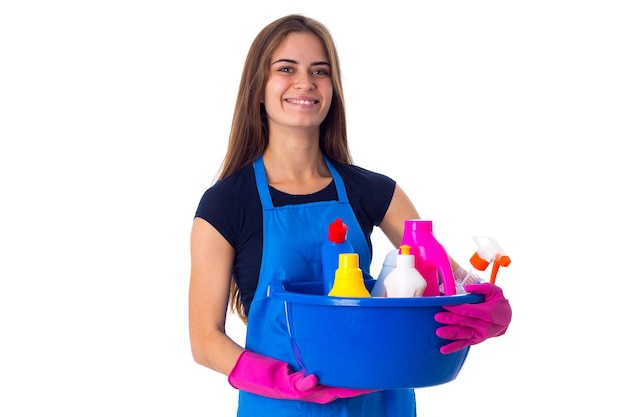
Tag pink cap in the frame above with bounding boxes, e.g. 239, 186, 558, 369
405, 219, 433, 232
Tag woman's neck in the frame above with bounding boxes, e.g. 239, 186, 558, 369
262, 139, 332, 195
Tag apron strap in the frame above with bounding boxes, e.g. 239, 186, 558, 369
253, 156, 273, 209
323, 156, 349, 203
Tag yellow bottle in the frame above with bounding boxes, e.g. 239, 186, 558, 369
327, 253, 371, 297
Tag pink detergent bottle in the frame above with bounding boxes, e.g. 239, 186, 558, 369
400, 219, 456, 296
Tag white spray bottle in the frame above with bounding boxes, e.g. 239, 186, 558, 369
461, 236, 511, 285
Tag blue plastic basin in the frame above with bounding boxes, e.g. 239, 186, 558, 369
267, 279, 483, 390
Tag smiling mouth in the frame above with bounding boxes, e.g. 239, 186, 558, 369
287, 99, 318, 105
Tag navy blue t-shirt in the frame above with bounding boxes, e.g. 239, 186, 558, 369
194, 160, 396, 315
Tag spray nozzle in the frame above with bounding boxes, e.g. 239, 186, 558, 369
470, 236, 511, 284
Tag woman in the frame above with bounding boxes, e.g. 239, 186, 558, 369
188, 14, 512, 416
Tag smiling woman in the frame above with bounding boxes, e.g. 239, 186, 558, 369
2, 1, 621, 416
188, 13, 511, 417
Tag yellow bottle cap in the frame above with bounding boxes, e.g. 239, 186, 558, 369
328, 253, 371, 298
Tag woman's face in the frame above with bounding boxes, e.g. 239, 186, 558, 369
264, 32, 333, 135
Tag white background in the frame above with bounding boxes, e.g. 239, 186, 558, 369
1, 1, 624, 416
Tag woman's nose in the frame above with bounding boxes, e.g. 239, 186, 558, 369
294, 73, 315, 90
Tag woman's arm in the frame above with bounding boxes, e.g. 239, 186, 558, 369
379, 184, 462, 272
188, 217, 244, 376
189, 217, 377, 401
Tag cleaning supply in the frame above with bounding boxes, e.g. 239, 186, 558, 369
370, 249, 398, 297
321, 218, 355, 295
461, 236, 511, 285
383, 245, 427, 297
400, 219, 456, 296
453, 267, 481, 294
328, 253, 371, 297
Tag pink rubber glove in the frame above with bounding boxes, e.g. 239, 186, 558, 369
228, 350, 376, 404
434, 283, 512, 354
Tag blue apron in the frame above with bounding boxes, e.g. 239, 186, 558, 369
236, 156, 416, 417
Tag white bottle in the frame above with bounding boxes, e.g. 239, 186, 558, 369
371, 249, 398, 296
383, 245, 427, 298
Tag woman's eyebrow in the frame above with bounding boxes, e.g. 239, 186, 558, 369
271, 58, 330, 66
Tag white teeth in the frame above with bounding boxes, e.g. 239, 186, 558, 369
290, 99, 315, 105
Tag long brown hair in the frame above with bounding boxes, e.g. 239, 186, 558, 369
220, 14, 353, 322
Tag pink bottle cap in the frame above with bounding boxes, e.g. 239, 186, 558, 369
405, 219, 432, 232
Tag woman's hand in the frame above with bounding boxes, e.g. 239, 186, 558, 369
434, 283, 512, 354
228, 350, 377, 403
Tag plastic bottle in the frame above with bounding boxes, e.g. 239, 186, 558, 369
321, 218, 355, 295
370, 249, 398, 297
400, 219, 456, 296
383, 245, 428, 297
328, 253, 371, 297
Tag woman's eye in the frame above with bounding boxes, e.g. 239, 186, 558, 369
278, 67, 293, 73
312, 69, 329, 76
